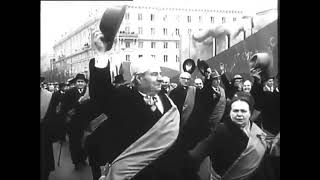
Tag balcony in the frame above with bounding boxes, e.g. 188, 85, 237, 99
118, 31, 138, 39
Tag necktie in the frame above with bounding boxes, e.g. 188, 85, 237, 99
143, 96, 159, 112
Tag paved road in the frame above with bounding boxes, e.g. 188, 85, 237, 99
49, 140, 93, 180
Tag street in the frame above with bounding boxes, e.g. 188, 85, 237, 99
49, 140, 92, 180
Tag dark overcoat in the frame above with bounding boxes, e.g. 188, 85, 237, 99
86, 58, 173, 168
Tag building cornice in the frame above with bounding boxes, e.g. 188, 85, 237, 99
53, 17, 100, 48
127, 5, 243, 14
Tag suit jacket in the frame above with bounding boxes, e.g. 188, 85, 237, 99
189, 118, 253, 176
221, 73, 240, 100
63, 87, 86, 112
87, 58, 173, 167
251, 77, 280, 135
169, 85, 188, 113
133, 78, 219, 180
63, 87, 92, 132
40, 88, 56, 174
46, 90, 68, 141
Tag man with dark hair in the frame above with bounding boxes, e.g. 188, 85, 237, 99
251, 73, 279, 136
63, 73, 90, 170
208, 70, 226, 132
219, 63, 243, 100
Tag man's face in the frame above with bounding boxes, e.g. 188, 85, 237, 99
212, 78, 220, 88
180, 76, 190, 87
243, 80, 252, 93
266, 78, 274, 88
48, 84, 55, 92
76, 79, 86, 89
234, 79, 243, 90
230, 100, 251, 128
194, 79, 203, 89
139, 70, 162, 96
161, 77, 170, 89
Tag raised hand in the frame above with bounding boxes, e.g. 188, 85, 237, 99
94, 52, 110, 68
250, 68, 262, 80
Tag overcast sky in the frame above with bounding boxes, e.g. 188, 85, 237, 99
41, 0, 277, 55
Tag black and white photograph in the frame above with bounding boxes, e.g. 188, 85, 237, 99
40, 0, 279, 180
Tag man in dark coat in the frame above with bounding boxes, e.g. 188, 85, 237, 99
169, 70, 220, 147
219, 63, 243, 100
250, 74, 280, 136
40, 77, 56, 180
133, 67, 219, 180
87, 55, 180, 180
48, 82, 68, 142
63, 73, 90, 170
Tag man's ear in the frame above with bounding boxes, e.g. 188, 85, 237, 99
134, 75, 143, 84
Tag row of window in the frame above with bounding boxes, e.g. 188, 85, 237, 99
125, 54, 179, 63
131, 26, 229, 36
135, 27, 180, 36
125, 41, 179, 49
125, 13, 237, 23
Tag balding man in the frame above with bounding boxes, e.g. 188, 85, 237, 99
160, 76, 171, 94
167, 70, 220, 180
169, 72, 192, 115
88, 56, 180, 180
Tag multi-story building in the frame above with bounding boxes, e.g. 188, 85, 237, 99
52, 5, 245, 78
41, 53, 55, 72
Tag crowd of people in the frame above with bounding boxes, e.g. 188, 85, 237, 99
40, 20, 279, 180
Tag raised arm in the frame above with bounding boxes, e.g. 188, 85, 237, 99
88, 57, 115, 114
219, 64, 233, 99
250, 74, 264, 111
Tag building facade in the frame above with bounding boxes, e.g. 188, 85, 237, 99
52, 5, 245, 78
41, 53, 55, 72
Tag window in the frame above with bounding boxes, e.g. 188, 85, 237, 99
233, 17, 237, 21
151, 14, 155, 21
164, 55, 168, 62
138, 13, 142, 21
188, 29, 192, 34
164, 42, 168, 49
199, 16, 202, 23
176, 28, 180, 35
126, 54, 130, 61
176, 42, 180, 48
163, 28, 167, 35
151, 28, 155, 35
125, 26, 130, 33
138, 54, 143, 58
176, 55, 179, 62
187, 16, 191, 23
138, 42, 143, 48
125, 13, 129, 20
151, 42, 156, 48
138, 27, 143, 35
211, 17, 214, 23
222, 17, 226, 23
126, 42, 130, 48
